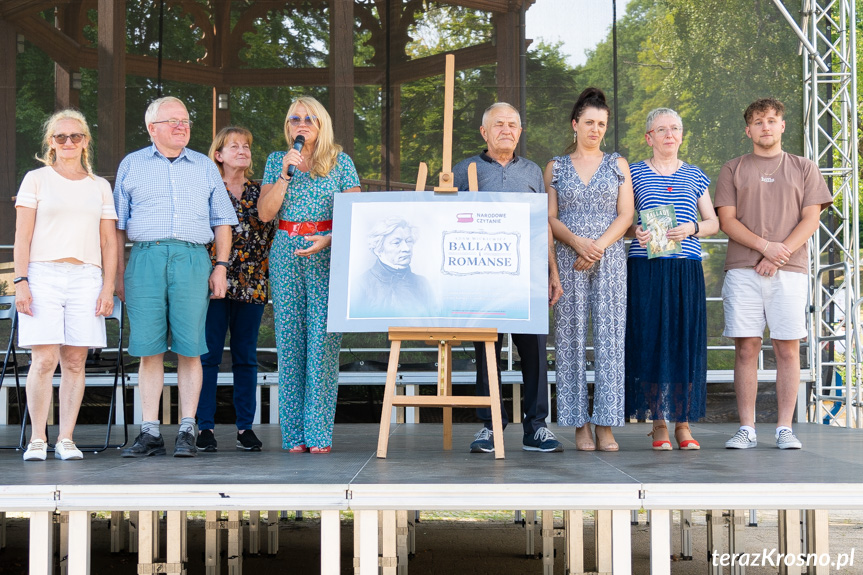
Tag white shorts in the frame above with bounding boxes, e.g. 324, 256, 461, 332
17, 262, 107, 348
721, 268, 808, 340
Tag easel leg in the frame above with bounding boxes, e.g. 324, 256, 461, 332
485, 341, 505, 458
441, 342, 453, 450
377, 341, 402, 458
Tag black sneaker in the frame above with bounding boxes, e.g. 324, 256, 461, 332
121, 432, 166, 458
173, 431, 198, 458
522, 427, 564, 452
469, 427, 495, 453
196, 429, 218, 452
236, 430, 263, 452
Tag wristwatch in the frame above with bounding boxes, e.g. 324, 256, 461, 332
13, 276, 28, 284
215, 261, 230, 269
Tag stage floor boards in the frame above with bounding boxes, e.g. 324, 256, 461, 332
1, 423, 862, 510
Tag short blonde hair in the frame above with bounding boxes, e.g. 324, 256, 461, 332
36, 109, 94, 177
283, 96, 342, 179
209, 126, 254, 179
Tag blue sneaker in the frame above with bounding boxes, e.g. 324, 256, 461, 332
523, 427, 564, 452
469, 428, 494, 453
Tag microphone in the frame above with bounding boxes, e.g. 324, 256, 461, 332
287, 135, 305, 177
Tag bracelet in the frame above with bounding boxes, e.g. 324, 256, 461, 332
279, 173, 291, 183
691, 221, 699, 237
215, 261, 230, 269
13, 276, 28, 284
761, 240, 770, 255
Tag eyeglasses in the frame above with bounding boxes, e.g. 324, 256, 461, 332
288, 115, 318, 127
647, 126, 683, 137
152, 118, 193, 128
52, 133, 85, 144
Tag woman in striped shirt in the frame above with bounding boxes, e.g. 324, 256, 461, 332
625, 108, 719, 450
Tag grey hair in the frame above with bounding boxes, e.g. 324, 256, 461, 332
145, 96, 187, 128
368, 217, 417, 255
481, 102, 522, 129
645, 107, 683, 133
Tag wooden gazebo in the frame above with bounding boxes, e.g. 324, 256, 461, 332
0, 0, 533, 245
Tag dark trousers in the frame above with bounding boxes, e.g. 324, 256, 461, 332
198, 299, 266, 431
474, 333, 549, 435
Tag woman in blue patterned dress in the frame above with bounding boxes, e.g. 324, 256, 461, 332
259, 96, 361, 454
625, 108, 719, 450
545, 88, 634, 452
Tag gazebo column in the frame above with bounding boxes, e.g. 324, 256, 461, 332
97, 0, 126, 177
382, 85, 401, 183
55, 6, 80, 111
493, 11, 520, 110
0, 18, 16, 247
329, 0, 354, 155
211, 0, 230, 136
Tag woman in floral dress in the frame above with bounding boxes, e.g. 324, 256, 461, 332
545, 87, 634, 452
259, 97, 361, 453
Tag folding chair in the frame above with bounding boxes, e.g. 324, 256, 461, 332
17, 296, 128, 452
0, 295, 25, 450
76, 296, 128, 452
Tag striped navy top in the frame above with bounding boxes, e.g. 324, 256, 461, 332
628, 160, 710, 261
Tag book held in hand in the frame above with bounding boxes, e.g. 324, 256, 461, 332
640, 204, 682, 259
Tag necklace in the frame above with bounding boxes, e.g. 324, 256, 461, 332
649, 157, 681, 193
755, 151, 784, 177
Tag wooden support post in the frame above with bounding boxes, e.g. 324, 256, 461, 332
68, 511, 91, 575
329, 0, 354, 155
249, 510, 260, 555
205, 510, 221, 575
706, 510, 723, 575
58, 512, 69, 575
162, 387, 171, 424
129, 511, 138, 553
0, 18, 17, 247
266, 510, 279, 555
357, 509, 379, 575
649, 509, 671, 575
96, 0, 126, 177
0, 511, 6, 549
353, 510, 361, 575
381, 510, 397, 575
806, 510, 829, 575
138, 511, 160, 575
523, 509, 536, 557
493, 11, 520, 110
396, 510, 409, 575
541, 510, 554, 575
727, 510, 745, 575
611, 509, 632, 575
167, 511, 187, 575
30, 511, 54, 575
227, 510, 243, 575
779, 509, 803, 575
678, 509, 692, 560
564, 510, 584, 575
594, 509, 612, 574
110, 511, 126, 553
54, 6, 80, 111
321, 510, 341, 575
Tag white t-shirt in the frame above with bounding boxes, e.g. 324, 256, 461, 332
15, 166, 118, 268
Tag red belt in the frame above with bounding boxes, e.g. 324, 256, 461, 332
278, 219, 333, 236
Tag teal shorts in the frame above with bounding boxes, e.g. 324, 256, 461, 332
125, 239, 212, 358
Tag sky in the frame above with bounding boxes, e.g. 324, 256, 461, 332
524, 0, 632, 67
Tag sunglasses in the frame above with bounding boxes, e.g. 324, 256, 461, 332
52, 133, 85, 144
288, 115, 318, 127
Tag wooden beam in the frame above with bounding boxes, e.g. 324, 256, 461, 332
13, 13, 83, 70
97, 0, 125, 177
0, 18, 16, 247
54, 5, 80, 110
329, 0, 354, 155
0, 0, 75, 21
389, 43, 496, 85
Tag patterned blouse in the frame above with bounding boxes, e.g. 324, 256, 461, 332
208, 180, 276, 304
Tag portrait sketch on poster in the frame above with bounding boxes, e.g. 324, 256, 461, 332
327, 191, 549, 333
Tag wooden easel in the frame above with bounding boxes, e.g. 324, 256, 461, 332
375, 54, 505, 459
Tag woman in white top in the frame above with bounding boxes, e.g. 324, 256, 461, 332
13, 109, 118, 461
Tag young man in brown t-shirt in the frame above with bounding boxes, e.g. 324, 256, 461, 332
715, 98, 832, 450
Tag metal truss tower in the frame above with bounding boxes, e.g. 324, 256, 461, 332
775, 0, 860, 427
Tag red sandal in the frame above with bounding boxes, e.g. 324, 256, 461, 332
648, 424, 672, 451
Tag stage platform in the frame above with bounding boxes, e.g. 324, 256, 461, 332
2, 422, 862, 574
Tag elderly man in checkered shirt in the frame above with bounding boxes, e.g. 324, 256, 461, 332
114, 96, 238, 459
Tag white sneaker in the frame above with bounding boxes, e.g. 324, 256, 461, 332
725, 428, 757, 449
776, 429, 802, 450
23, 439, 48, 461
54, 438, 84, 460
